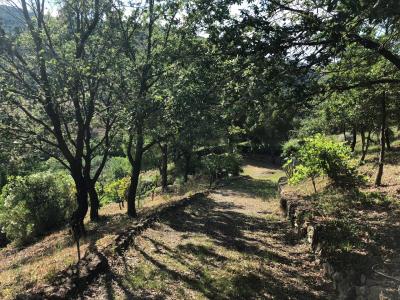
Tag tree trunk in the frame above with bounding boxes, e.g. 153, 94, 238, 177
127, 127, 144, 218
159, 143, 168, 192
360, 130, 371, 163
385, 127, 391, 150
360, 129, 365, 155
375, 94, 386, 186
71, 176, 89, 237
311, 177, 317, 193
350, 127, 357, 152
88, 183, 100, 221
183, 152, 191, 183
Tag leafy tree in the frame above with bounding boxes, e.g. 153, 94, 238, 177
0, 0, 117, 234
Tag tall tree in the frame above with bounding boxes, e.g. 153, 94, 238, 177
0, 0, 116, 233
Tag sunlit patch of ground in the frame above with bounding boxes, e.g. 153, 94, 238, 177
78, 161, 333, 299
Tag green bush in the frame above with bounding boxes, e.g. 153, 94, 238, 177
101, 176, 130, 205
0, 172, 75, 246
100, 156, 131, 182
101, 171, 160, 206
283, 134, 361, 190
202, 153, 243, 185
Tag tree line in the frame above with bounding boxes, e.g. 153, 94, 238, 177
0, 0, 399, 241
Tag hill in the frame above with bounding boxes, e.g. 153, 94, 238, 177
0, 5, 25, 33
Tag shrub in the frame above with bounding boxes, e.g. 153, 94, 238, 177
101, 171, 160, 206
202, 153, 243, 186
0, 172, 75, 246
283, 134, 361, 190
100, 156, 131, 182
101, 176, 130, 205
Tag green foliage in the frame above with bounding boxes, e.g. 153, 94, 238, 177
0, 172, 75, 246
100, 157, 131, 182
202, 153, 243, 183
101, 176, 130, 205
281, 138, 302, 160
101, 171, 160, 206
284, 134, 360, 188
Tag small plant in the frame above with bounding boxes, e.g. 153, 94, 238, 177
283, 134, 361, 192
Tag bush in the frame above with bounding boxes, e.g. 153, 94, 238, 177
202, 153, 243, 185
0, 172, 75, 246
101, 171, 160, 206
283, 134, 361, 190
101, 176, 130, 205
100, 156, 131, 182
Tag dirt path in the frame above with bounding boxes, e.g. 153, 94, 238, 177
77, 161, 333, 299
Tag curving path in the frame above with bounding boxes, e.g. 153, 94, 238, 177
77, 160, 334, 300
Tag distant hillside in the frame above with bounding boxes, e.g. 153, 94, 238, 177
0, 5, 25, 33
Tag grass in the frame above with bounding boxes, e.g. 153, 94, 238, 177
64, 158, 332, 299
281, 136, 400, 278
0, 176, 209, 300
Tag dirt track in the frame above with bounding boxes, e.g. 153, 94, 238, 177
76, 161, 334, 299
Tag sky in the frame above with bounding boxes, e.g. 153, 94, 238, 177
0, 0, 251, 17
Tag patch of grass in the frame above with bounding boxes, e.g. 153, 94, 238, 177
318, 219, 362, 254
125, 262, 170, 291
229, 177, 278, 200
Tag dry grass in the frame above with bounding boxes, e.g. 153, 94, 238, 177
0, 179, 208, 300
75, 160, 333, 299
281, 138, 400, 282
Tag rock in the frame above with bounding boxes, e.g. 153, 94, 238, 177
307, 225, 315, 245
355, 285, 366, 297
332, 271, 343, 289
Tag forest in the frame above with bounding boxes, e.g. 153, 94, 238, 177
0, 0, 399, 299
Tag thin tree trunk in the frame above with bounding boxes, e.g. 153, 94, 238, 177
350, 127, 357, 152
360, 130, 371, 163
312, 177, 317, 193
375, 94, 386, 186
159, 143, 168, 192
360, 129, 365, 155
127, 127, 144, 218
385, 127, 391, 150
88, 183, 100, 221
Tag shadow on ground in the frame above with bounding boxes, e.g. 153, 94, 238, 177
81, 186, 332, 300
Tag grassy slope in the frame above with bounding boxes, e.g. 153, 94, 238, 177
282, 136, 400, 286
0, 179, 207, 300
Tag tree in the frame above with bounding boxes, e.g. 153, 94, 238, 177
110, 0, 188, 217
0, 0, 116, 234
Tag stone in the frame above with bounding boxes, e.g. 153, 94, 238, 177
355, 285, 366, 297
307, 225, 315, 245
